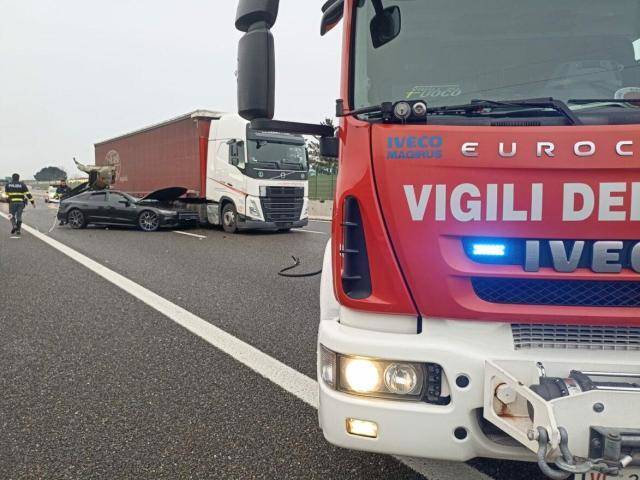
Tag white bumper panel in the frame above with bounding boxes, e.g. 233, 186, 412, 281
318, 315, 640, 462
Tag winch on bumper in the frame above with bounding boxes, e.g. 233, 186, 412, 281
486, 361, 640, 478
318, 310, 640, 478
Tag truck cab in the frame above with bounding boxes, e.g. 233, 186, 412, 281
207, 113, 309, 232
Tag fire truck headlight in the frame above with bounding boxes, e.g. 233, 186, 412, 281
320, 346, 426, 400
342, 358, 381, 393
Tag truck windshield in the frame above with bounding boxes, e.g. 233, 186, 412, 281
353, 0, 640, 118
247, 140, 308, 171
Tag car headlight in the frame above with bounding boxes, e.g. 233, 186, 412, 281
158, 209, 178, 216
320, 346, 425, 401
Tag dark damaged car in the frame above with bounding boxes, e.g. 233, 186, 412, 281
57, 187, 200, 231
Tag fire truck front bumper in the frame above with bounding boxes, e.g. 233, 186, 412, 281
317, 312, 640, 465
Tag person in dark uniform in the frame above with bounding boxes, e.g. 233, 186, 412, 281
4, 173, 35, 235
56, 179, 71, 225
56, 179, 71, 199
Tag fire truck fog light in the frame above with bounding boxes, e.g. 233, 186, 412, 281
346, 418, 378, 438
471, 243, 506, 257
384, 363, 421, 395
343, 358, 381, 393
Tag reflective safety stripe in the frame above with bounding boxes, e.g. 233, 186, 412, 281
6, 193, 32, 200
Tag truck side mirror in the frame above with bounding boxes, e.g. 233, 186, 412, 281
370, 6, 401, 49
320, 136, 339, 158
236, 0, 279, 120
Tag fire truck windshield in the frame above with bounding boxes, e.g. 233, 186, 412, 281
353, 0, 640, 116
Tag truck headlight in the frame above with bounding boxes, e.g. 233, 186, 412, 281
343, 358, 381, 393
320, 346, 425, 401
248, 199, 260, 218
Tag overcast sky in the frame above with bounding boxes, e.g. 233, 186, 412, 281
0, 0, 341, 179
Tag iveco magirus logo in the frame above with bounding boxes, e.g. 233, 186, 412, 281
525, 240, 640, 273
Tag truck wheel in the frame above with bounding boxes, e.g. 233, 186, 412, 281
138, 210, 160, 232
222, 203, 238, 233
67, 209, 86, 229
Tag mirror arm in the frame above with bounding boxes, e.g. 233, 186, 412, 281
250, 119, 334, 138
371, 0, 384, 14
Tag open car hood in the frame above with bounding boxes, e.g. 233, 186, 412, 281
140, 187, 187, 202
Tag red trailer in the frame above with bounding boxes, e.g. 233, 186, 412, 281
93, 110, 310, 232
94, 110, 218, 198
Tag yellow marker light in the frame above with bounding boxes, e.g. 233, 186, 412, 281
346, 418, 378, 439
343, 358, 381, 393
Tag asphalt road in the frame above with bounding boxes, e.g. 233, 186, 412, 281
0, 198, 543, 480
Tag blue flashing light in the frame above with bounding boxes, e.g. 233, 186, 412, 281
471, 243, 506, 257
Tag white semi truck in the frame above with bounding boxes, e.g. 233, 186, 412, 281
95, 110, 310, 232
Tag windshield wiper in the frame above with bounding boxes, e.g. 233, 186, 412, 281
338, 97, 582, 125
568, 99, 640, 107
252, 160, 279, 169
430, 98, 582, 125
281, 161, 304, 171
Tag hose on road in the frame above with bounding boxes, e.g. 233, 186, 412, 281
278, 256, 322, 278
48, 214, 58, 233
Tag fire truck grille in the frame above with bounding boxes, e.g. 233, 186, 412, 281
511, 324, 640, 351
260, 188, 304, 224
471, 278, 640, 307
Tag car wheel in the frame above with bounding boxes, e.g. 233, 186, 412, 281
138, 210, 160, 232
67, 209, 86, 229
222, 203, 238, 234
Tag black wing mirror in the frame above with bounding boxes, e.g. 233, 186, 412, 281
320, 136, 339, 158
370, 6, 401, 49
236, 0, 278, 120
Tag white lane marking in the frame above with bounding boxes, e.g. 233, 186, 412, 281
0, 212, 316, 405
172, 230, 206, 240
291, 228, 328, 235
0, 211, 491, 480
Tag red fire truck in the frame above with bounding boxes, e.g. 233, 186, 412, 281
235, 1, 640, 478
